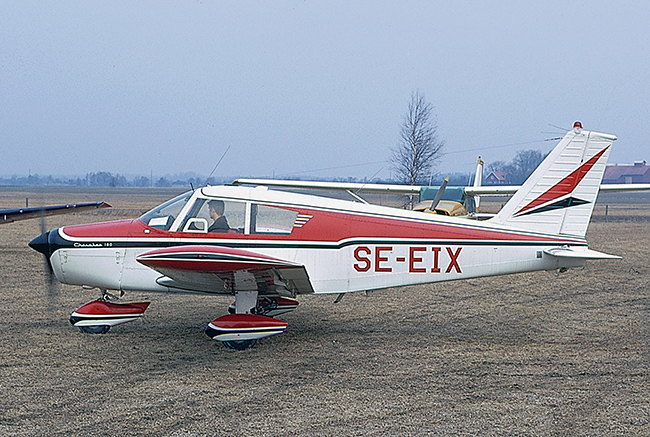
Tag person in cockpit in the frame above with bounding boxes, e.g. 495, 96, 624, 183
208, 200, 229, 232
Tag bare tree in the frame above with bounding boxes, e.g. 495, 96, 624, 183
391, 91, 444, 187
511, 149, 546, 183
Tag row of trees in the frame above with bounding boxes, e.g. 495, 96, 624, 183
1, 172, 395, 188
486, 150, 547, 185
0, 172, 224, 188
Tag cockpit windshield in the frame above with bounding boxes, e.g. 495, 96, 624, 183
139, 191, 192, 231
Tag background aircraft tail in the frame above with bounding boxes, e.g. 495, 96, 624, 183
490, 122, 616, 238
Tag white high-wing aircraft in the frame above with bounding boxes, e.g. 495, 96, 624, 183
30, 123, 625, 349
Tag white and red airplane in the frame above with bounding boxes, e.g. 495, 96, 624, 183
30, 123, 625, 349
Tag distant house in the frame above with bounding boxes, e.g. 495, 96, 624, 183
603, 161, 650, 184
484, 170, 508, 185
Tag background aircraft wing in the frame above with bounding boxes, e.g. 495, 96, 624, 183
232, 178, 421, 194
1, 201, 111, 225
234, 178, 650, 197
136, 245, 314, 295
597, 183, 650, 192
466, 183, 650, 196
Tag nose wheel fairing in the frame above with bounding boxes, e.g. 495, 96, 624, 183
70, 299, 150, 333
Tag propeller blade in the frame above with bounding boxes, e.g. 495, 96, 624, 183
34, 213, 58, 311
429, 177, 449, 211
44, 258, 58, 312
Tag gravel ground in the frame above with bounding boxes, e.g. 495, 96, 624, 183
0, 188, 648, 436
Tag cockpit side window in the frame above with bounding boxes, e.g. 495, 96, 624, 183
139, 192, 192, 231
179, 198, 210, 232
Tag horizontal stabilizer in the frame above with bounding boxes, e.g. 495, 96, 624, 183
544, 246, 621, 260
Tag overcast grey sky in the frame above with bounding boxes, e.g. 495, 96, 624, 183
1, 1, 648, 181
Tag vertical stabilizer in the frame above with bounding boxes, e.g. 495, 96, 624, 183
490, 123, 616, 237
473, 156, 484, 212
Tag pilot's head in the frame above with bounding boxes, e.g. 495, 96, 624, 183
209, 200, 225, 218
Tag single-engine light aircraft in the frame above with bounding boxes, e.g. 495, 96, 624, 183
30, 123, 624, 349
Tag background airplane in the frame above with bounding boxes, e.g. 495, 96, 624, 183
29, 123, 628, 350
233, 120, 649, 215
232, 178, 650, 215
1, 201, 111, 225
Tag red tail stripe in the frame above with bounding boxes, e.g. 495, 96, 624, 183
515, 146, 609, 216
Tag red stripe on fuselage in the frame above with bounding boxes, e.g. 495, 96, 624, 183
60, 208, 580, 245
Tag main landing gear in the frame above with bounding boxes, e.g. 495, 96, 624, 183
204, 272, 299, 350
205, 294, 299, 350
70, 289, 150, 334
69, 272, 298, 350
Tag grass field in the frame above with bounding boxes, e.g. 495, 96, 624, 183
0, 187, 648, 435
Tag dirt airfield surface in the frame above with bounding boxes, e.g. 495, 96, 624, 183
0, 187, 649, 436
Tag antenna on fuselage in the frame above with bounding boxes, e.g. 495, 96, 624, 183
205, 146, 231, 186
346, 167, 384, 204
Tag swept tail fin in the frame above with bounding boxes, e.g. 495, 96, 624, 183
471, 156, 484, 213
489, 123, 616, 237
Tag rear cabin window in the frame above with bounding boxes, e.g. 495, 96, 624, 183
252, 205, 298, 235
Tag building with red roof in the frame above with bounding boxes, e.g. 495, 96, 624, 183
485, 170, 508, 185
603, 161, 650, 184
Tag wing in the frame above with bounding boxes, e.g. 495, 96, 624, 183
0, 201, 111, 224
597, 183, 650, 192
136, 245, 314, 295
232, 178, 421, 194
465, 183, 650, 196
233, 178, 650, 197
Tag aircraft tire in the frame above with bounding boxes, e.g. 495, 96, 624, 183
222, 339, 257, 350
78, 325, 111, 334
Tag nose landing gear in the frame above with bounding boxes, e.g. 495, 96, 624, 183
70, 290, 150, 334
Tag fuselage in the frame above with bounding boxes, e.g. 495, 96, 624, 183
35, 185, 588, 296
